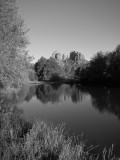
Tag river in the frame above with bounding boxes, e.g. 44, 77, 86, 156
1, 83, 120, 155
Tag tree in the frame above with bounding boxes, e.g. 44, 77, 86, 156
0, 0, 32, 88
35, 57, 66, 81
115, 44, 120, 53
76, 46, 120, 85
107, 45, 120, 83
89, 52, 107, 82
34, 57, 47, 80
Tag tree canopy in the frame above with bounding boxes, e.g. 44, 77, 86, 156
0, 0, 33, 89
75, 45, 120, 85
35, 57, 67, 81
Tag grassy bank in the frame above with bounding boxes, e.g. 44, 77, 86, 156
0, 108, 119, 160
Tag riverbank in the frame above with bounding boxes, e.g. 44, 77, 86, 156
29, 79, 80, 85
30, 79, 120, 88
0, 111, 119, 160
28, 80, 56, 85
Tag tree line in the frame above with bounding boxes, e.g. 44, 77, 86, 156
35, 45, 120, 86
34, 51, 86, 82
76, 45, 120, 85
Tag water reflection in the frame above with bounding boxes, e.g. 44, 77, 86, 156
0, 85, 36, 107
1, 83, 120, 155
35, 84, 120, 120
1, 84, 120, 120
36, 84, 86, 104
83, 86, 120, 119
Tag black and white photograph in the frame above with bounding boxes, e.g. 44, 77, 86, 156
0, 0, 120, 159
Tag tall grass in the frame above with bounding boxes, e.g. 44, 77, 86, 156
0, 109, 119, 160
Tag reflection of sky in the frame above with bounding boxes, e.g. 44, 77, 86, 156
18, 85, 120, 150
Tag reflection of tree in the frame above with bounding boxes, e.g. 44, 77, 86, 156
88, 87, 109, 112
86, 87, 120, 119
0, 85, 37, 107
36, 84, 62, 104
36, 84, 85, 104
71, 85, 83, 103
108, 88, 120, 119
50, 83, 61, 90
24, 85, 37, 102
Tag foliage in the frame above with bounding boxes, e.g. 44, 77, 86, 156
75, 45, 120, 85
0, 105, 32, 160
35, 57, 67, 81
34, 57, 47, 80
35, 45, 120, 85
87, 51, 107, 82
65, 51, 86, 78
28, 63, 38, 81
106, 47, 120, 83
0, 0, 33, 89
35, 51, 87, 81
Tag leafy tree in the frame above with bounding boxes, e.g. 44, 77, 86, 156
35, 51, 87, 81
0, 0, 32, 88
115, 44, 120, 53
34, 57, 47, 80
78, 52, 109, 84
35, 57, 66, 81
88, 52, 107, 82
77, 45, 120, 85
106, 45, 120, 83
35, 45, 120, 85
75, 62, 88, 79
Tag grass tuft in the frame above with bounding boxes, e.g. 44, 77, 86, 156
0, 110, 120, 160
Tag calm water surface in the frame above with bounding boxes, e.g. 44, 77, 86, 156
2, 83, 120, 154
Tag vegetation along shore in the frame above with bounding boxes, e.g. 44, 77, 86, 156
0, 0, 120, 159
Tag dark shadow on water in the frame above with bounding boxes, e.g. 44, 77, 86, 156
83, 86, 120, 120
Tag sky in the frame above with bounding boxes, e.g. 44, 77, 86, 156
17, 0, 120, 62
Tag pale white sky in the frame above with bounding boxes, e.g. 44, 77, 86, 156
17, 0, 120, 62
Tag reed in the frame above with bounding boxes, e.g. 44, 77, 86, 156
0, 112, 119, 160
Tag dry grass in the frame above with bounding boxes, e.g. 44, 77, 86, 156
0, 111, 120, 160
